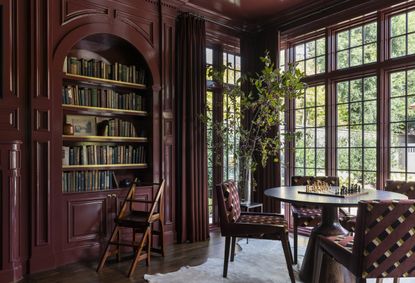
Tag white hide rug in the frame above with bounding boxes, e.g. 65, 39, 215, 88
145, 239, 305, 283
144, 239, 414, 283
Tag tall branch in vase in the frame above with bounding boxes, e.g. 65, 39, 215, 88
204, 51, 306, 203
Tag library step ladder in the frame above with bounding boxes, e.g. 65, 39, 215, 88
96, 180, 166, 277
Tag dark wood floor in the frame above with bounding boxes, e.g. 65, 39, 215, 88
22, 231, 228, 283
22, 231, 305, 283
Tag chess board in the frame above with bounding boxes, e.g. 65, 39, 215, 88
298, 188, 369, 198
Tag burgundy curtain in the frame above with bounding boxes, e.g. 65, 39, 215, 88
175, 13, 209, 243
240, 28, 281, 213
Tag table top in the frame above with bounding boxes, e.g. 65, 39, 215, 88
264, 186, 408, 207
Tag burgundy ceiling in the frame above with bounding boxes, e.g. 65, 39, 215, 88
186, 0, 320, 23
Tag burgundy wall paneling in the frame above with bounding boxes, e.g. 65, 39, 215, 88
45, 0, 167, 268
0, 141, 22, 282
160, 1, 176, 245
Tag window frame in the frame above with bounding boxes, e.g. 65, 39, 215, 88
281, 2, 415, 189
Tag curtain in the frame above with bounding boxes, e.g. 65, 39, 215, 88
240, 28, 281, 213
176, 13, 209, 243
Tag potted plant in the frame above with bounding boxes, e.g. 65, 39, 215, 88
205, 51, 306, 203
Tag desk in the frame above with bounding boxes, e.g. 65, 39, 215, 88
264, 186, 407, 283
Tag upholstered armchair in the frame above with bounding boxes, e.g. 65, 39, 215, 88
313, 199, 415, 283
290, 176, 353, 263
216, 180, 295, 283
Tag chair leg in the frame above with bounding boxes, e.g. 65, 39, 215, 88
312, 244, 324, 283
230, 237, 236, 262
117, 228, 121, 262
223, 236, 231, 278
128, 228, 150, 277
356, 277, 366, 283
281, 232, 295, 283
159, 219, 166, 257
146, 228, 152, 266
96, 226, 120, 272
293, 219, 298, 264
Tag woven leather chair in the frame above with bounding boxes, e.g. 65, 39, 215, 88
385, 180, 415, 199
97, 180, 165, 277
344, 180, 415, 233
216, 180, 295, 283
313, 199, 415, 283
291, 176, 352, 263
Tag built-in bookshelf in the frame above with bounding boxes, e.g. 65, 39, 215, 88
62, 52, 151, 193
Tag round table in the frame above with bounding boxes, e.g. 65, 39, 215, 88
264, 186, 408, 283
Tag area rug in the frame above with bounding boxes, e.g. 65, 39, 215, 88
144, 238, 415, 283
144, 239, 305, 283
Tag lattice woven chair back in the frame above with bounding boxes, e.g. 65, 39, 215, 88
353, 199, 415, 279
220, 180, 241, 223
385, 180, 415, 199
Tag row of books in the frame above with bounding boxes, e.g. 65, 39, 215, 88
100, 118, 138, 137
62, 85, 145, 111
62, 145, 146, 165
64, 57, 146, 84
62, 171, 114, 192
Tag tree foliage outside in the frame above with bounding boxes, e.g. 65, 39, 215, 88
204, 52, 306, 197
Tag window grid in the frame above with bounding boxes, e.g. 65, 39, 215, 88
283, 2, 415, 189
223, 52, 241, 181
336, 21, 377, 69
294, 85, 326, 176
336, 76, 377, 188
390, 10, 415, 58
294, 37, 326, 76
389, 69, 415, 181
280, 49, 286, 71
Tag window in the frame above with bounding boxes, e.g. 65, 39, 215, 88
336, 76, 377, 188
336, 22, 377, 69
390, 10, 415, 58
222, 52, 241, 180
280, 49, 286, 71
223, 52, 241, 85
282, 2, 415, 190
294, 37, 326, 76
206, 48, 241, 224
389, 69, 415, 180
295, 85, 326, 176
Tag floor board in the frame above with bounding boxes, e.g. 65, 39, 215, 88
22, 231, 305, 283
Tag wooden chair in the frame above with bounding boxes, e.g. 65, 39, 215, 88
344, 180, 415, 233
313, 199, 415, 283
216, 180, 295, 283
385, 180, 415, 199
96, 180, 165, 277
290, 176, 353, 263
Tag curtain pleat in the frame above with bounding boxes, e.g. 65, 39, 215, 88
176, 13, 209, 243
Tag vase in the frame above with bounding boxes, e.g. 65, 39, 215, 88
241, 157, 252, 204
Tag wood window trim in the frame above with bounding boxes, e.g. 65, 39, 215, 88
281, 2, 415, 188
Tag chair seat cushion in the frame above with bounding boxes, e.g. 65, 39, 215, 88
292, 205, 322, 226
318, 234, 355, 273
238, 213, 288, 230
115, 211, 149, 229
326, 234, 354, 253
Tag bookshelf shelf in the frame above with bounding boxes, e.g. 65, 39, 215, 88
62, 104, 149, 117
62, 135, 148, 143
62, 163, 148, 171
63, 73, 147, 90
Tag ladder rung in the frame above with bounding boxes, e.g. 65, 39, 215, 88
109, 241, 146, 248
